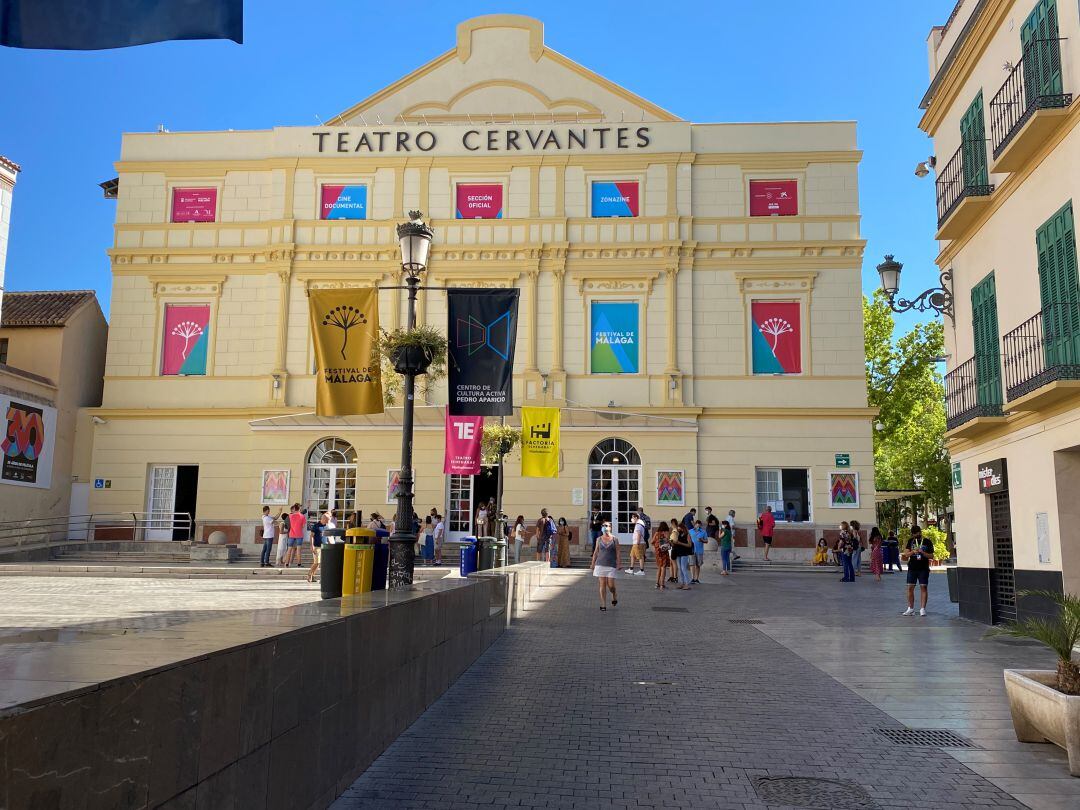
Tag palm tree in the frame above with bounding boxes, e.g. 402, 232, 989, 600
987, 590, 1080, 694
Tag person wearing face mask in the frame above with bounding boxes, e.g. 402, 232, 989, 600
590, 521, 621, 611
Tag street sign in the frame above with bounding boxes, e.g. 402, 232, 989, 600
834, 453, 850, 468
94, 478, 104, 489
951, 462, 962, 489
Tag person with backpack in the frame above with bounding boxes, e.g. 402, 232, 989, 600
535, 508, 556, 562
625, 512, 647, 574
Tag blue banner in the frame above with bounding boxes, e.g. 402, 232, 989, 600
321, 185, 367, 220
590, 181, 639, 218
591, 302, 639, 373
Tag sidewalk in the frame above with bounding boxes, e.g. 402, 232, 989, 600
333, 568, 1077, 810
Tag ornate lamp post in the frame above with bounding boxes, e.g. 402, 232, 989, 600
876, 254, 954, 322
388, 211, 434, 589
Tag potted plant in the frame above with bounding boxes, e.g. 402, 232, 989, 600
377, 325, 447, 380
988, 590, 1080, 775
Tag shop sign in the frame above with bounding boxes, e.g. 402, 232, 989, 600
590, 301, 639, 373
749, 180, 797, 216
978, 458, 1008, 494
320, 185, 367, 220
455, 184, 503, 219
590, 181, 639, 217
171, 187, 217, 222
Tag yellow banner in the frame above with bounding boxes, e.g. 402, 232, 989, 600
309, 288, 383, 416
521, 407, 560, 478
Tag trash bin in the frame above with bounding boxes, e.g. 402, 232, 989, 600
342, 528, 376, 596
371, 533, 390, 590
946, 565, 959, 603
477, 536, 496, 571
492, 539, 508, 568
320, 542, 345, 599
459, 536, 479, 577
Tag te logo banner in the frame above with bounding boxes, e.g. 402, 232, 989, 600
444, 414, 484, 475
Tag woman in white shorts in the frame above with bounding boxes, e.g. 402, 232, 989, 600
590, 522, 621, 611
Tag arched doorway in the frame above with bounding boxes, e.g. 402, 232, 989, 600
588, 438, 642, 542
304, 437, 357, 522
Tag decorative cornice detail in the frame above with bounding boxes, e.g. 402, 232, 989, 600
571, 270, 660, 295
151, 276, 226, 298
734, 271, 818, 294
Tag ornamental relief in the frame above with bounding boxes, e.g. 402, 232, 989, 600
575, 274, 658, 295
734, 272, 818, 294
152, 281, 224, 298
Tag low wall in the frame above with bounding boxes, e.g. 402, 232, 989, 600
1, 575, 526, 810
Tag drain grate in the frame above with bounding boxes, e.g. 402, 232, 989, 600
874, 728, 977, 748
752, 776, 879, 809
650, 606, 689, 613
728, 618, 764, 625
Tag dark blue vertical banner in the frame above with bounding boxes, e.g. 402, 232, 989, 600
447, 288, 519, 416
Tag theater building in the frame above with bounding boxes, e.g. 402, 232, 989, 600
85, 14, 875, 551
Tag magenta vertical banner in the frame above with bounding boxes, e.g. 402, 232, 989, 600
444, 413, 484, 475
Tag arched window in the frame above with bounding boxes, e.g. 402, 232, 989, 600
305, 438, 357, 519
588, 438, 641, 466
307, 437, 357, 465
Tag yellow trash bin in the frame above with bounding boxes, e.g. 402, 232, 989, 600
342, 529, 376, 595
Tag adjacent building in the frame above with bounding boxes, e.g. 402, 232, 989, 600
922, 0, 1080, 621
85, 14, 875, 549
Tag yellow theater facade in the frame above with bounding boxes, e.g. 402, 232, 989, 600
85, 15, 876, 550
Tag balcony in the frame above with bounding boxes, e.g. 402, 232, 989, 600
935, 143, 994, 240
990, 38, 1072, 174
945, 356, 1006, 439
1003, 303, 1080, 410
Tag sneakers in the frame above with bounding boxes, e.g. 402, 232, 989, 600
635, 570, 646, 576
919, 608, 927, 617
902, 607, 915, 616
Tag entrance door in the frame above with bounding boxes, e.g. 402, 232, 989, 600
588, 438, 642, 542
446, 466, 500, 540
146, 465, 177, 541
989, 491, 1017, 624
303, 438, 357, 523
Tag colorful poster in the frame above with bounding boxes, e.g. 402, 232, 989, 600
591, 181, 639, 217
521, 407, 559, 478
829, 472, 859, 508
447, 288, 520, 416
387, 469, 402, 504
749, 180, 798, 216
260, 470, 290, 504
455, 184, 503, 219
1, 396, 57, 489
320, 184, 367, 220
656, 470, 685, 506
161, 304, 211, 376
171, 187, 217, 222
444, 414, 484, 475
590, 301, 639, 373
310, 288, 383, 416
751, 301, 801, 374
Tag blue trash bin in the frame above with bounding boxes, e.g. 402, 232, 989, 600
459, 536, 479, 577
371, 535, 389, 590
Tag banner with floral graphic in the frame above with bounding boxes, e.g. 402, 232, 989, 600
751, 301, 801, 374
161, 304, 210, 375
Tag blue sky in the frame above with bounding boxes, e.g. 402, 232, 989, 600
0, 0, 947, 334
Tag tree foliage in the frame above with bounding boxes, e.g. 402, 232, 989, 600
864, 291, 951, 521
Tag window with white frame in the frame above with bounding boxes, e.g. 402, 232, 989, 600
755, 468, 810, 522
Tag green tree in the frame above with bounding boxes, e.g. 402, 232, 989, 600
864, 291, 951, 526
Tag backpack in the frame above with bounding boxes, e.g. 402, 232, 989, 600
639, 512, 652, 536
542, 517, 556, 539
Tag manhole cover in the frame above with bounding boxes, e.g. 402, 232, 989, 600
752, 776, 878, 809
728, 618, 763, 625
651, 606, 689, 613
874, 728, 977, 748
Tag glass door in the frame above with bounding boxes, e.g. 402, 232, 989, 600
589, 465, 641, 542
304, 465, 357, 522
447, 474, 473, 541
146, 465, 177, 541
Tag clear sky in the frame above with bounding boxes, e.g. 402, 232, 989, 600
0, 0, 948, 334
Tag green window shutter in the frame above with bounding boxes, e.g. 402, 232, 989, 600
971, 272, 1002, 408
1022, 0, 1062, 99
960, 92, 988, 188
1036, 201, 1079, 366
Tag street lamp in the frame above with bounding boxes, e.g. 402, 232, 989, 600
388, 210, 434, 590
876, 254, 954, 323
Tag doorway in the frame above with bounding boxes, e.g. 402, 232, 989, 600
446, 465, 500, 540
303, 438, 358, 524
989, 491, 1016, 624
145, 464, 199, 541
588, 438, 642, 542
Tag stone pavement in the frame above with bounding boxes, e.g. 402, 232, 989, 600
334, 568, 1075, 810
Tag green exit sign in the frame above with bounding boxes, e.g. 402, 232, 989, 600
835, 453, 851, 468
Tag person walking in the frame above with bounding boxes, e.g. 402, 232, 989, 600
689, 519, 706, 584
260, 506, 280, 567
868, 526, 884, 582
626, 512, 647, 575
727, 509, 740, 561
284, 504, 306, 567
556, 517, 572, 568
512, 515, 526, 563
433, 513, 445, 565
839, 523, 856, 582
670, 522, 694, 589
590, 520, 621, 611
719, 519, 734, 575
651, 521, 672, 589
757, 507, 775, 562
885, 529, 900, 572
851, 519, 865, 577
307, 513, 326, 583
474, 501, 490, 538
901, 526, 934, 616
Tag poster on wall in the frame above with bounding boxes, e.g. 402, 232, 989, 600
521, 407, 560, 478
447, 288, 520, 416
161, 304, 211, 376
591, 181, 639, 217
656, 470, 685, 506
590, 301, 639, 373
1, 396, 57, 489
751, 301, 801, 374
260, 470, 290, 504
829, 472, 859, 508
455, 184, 503, 219
171, 187, 217, 222
444, 414, 484, 475
749, 180, 798, 216
309, 288, 383, 416
320, 184, 367, 220
386, 469, 402, 504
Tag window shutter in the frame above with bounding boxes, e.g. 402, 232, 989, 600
1022, 0, 1062, 99
971, 273, 1002, 408
1036, 201, 1078, 366
960, 92, 988, 188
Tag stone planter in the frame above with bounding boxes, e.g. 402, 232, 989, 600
1004, 669, 1080, 775
389, 344, 433, 375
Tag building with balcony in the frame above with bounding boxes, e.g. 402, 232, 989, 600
82, 14, 875, 551
923, 0, 1080, 623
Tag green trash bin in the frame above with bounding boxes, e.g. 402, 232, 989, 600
477, 536, 496, 570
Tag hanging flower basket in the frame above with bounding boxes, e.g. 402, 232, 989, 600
377, 325, 448, 394
389, 343, 433, 375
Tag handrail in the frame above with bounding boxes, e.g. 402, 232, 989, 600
0, 511, 194, 550
945, 355, 1003, 430
935, 142, 993, 225
990, 38, 1072, 159
1002, 303, 1080, 400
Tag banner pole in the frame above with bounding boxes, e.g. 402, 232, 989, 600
388, 272, 420, 589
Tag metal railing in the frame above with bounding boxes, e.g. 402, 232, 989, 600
936, 142, 994, 225
990, 38, 1072, 159
0, 511, 194, 550
1003, 303, 1080, 400
945, 355, 1003, 430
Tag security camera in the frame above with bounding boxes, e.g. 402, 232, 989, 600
914, 162, 930, 178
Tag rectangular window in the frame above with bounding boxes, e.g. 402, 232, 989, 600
751, 301, 801, 374
171, 188, 217, 223
590, 181, 639, 217
320, 184, 367, 220
749, 179, 798, 216
755, 468, 810, 522
455, 183, 503, 219
0, 338, 7, 365
590, 301, 639, 373
161, 304, 210, 376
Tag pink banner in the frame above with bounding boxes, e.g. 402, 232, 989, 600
171, 187, 217, 222
749, 179, 797, 216
444, 414, 484, 475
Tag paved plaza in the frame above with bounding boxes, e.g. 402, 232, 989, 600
334, 568, 1080, 810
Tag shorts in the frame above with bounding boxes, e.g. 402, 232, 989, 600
312, 547, 321, 561
906, 567, 930, 586
538, 538, 550, 554
694, 553, 704, 567
630, 544, 645, 562
288, 536, 303, 547
762, 535, 773, 545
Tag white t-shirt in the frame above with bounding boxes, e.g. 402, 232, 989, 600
727, 513, 736, 531
262, 514, 275, 539
434, 520, 445, 541
632, 520, 646, 545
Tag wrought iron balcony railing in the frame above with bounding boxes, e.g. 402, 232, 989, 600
990, 38, 1072, 159
1002, 303, 1080, 400
945, 355, 1003, 431
936, 142, 994, 226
